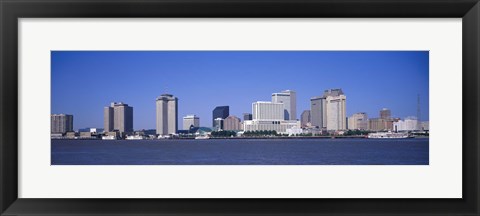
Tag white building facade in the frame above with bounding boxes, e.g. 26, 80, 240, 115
272, 90, 297, 120
182, 115, 200, 130
252, 101, 284, 120
393, 117, 419, 131
244, 101, 300, 133
156, 94, 178, 135
348, 112, 368, 130
325, 94, 347, 131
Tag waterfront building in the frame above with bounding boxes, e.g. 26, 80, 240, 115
393, 117, 419, 131
183, 115, 200, 130
380, 108, 391, 119
310, 89, 346, 131
51, 114, 73, 134
300, 110, 311, 128
212, 106, 229, 127
272, 90, 297, 120
421, 121, 430, 131
243, 113, 253, 121
223, 116, 242, 131
243, 120, 300, 133
310, 96, 326, 128
214, 118, 224, 131
348, 112, 368, 130
368, 118, 388, 131
244, 101, 300, 133
104, 102, 133, 133
78, 128, 104, 134
324, 89, 347, 131
156, 94, 178, 135
253, 101, 284, 120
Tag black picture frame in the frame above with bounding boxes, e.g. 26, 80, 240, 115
1, 0, 479, 215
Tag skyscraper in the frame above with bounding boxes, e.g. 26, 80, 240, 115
325, 89, 347, 131
51, 114, 73, 134
310, 96, 326, 128
183, 115, 200, 130
156, 94, 178, 135
300, 110, 311, 128
212, 106, 229, 127
311, 89, 346, 131
104, 102, 133, 133
272, 90, 297, 120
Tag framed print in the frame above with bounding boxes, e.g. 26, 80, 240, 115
1, 0, 479, 215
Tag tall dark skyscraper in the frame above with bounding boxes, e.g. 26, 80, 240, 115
212, 106, 229, 127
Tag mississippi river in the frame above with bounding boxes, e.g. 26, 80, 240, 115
51, 138, 428, 165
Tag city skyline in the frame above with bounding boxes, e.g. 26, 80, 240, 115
51, 51, 429, 130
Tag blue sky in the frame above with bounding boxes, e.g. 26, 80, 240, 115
51, 51, 429, 130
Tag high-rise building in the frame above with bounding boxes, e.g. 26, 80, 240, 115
156, 94, 178, 135
348, 112, 368, 130
252, 101, 284, 121
104, 102, 133, 133
244, 101, 300, 133
182, 115, 199, 130
325, 93, 347, 131
380, 108, 391, 119
310, 96, 326, 128
212, 106, 229, 127
51, 114, 73, 134
243, 113, 253, 121
223, 116, 242, 131
311, 89, 347, 130
272, 90, 297, 120
300, 110, 311, 128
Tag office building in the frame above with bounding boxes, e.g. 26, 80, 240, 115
311, 89, 347, 130
300, 110, 311, 128
272, 90, 297, 120
324, 89, 347, 131
348, 112, 368, 130
243, 120, 300, 133
51, 114, 73, 134
224, 116, 242, 131
368, 118, 389, 131
393, 117, 419, 131
252, 101, 284, 120
214, 118, 224, 131
310, 96, 326, 128
183, 115, 200, 130
243, 113, 253, 121
156, 94, 178, 135
244, 101, 300, 133
380, 108, 391, 119
104, 102, 133, 133
212, 106, 229, 127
